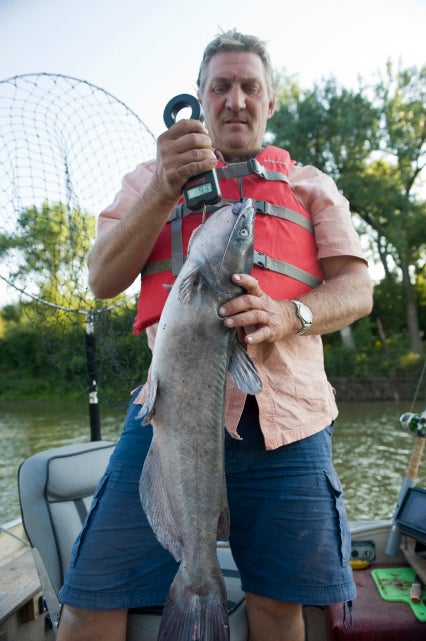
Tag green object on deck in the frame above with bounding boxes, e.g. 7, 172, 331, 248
371, 567, 426, 622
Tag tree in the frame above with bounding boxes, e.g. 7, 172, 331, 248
0, 201, 151, 403
268, 62, 426, 354
269, 72, 380, 180
369, 63, 426, 354
0, 201, 96, 310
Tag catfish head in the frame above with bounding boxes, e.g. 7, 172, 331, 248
184, 198, 255, 305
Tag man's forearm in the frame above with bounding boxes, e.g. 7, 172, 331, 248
298, 264, 373, 336
87, 181, 178, 299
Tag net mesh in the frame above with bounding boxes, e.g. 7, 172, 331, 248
0, 73, 157, 414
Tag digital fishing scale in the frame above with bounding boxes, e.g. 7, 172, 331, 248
163, 94, 222, 211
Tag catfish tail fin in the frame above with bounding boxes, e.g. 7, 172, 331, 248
158, 580, 229, 641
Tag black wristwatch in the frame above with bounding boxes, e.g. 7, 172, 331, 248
291, 300, 313, 335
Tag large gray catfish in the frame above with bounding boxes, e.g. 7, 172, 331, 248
138, 198, 262, 641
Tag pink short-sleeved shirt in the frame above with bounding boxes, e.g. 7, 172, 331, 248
98, 157, 367, 449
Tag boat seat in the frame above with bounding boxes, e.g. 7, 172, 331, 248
18, 440, 247, 640
18, 441, 116, 597
325, 564, 425, 640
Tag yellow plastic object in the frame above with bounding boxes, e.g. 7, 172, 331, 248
350, 559, 369, 570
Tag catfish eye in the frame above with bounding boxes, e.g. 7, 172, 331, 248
239, 228, 249, 238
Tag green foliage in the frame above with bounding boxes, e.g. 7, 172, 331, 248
0, 299, 152, 405
371, 276, 407, 336
323, 316, 424, 380
0, 199, 151, 405
416, 265, 426, 331
0, 201, 97, 309
268, 61, 426, 355
270, 77, 380, 181
1, 293, 422, 402
1, 63, 425, 400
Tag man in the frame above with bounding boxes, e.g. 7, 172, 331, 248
57, 30, 373, 641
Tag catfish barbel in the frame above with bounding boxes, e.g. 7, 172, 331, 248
138, 198, 262, 641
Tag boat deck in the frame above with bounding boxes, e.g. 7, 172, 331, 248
1, 519, 425, 641
0, 521, 54, 640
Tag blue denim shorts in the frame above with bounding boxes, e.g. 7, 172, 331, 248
59, 392, 355, 609
224, 395, 355, 605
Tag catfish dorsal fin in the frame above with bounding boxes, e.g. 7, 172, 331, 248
228, 338, 262, 394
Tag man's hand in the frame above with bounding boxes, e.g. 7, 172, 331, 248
153, 119, 218, 202
218, 257, 373, 345
219, 274, 298, 344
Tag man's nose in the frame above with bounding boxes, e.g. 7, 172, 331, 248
226, 85, 246, 111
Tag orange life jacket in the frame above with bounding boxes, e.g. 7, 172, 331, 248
133, 146, 323, 334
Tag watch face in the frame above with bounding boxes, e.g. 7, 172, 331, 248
292, 300, 312, 334
299, 303, 313, 323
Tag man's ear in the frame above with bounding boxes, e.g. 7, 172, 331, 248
268, 93, 276, 119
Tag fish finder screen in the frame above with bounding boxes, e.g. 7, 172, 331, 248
396, 487, 426, 544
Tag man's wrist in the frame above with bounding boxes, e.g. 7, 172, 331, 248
291, 300, 313, 335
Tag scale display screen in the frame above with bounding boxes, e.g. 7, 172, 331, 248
186, 182, 214, 199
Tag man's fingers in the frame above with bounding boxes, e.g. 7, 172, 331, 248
232, 273, 262, 296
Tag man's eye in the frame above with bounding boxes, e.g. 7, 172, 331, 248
244, 84, 261, 95
212, 84, 228, 94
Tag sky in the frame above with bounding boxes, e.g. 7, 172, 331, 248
1, 0, 425, 137
0, 0, 425, 304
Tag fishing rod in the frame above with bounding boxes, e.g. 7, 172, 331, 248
0, 275, 128, 441
386, 361, 426, 556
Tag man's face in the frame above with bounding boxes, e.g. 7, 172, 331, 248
198, 51, 275, 162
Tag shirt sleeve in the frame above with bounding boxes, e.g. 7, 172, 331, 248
289, 164, 367, 263
96, 159, 156, 237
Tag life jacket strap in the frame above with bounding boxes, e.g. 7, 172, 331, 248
170, 207, 186, 275
144, 157, 314, 282
216, 158, 290, 183
141, 250, 321, 289
169, 200, 234, 222
142, 257, 176, 277
169, 200, 312, 231
255, 201, 313, 232
253, 250, 322, 288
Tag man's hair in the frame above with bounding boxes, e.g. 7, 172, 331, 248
196, 29, 274, 96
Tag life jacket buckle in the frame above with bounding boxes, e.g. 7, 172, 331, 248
253, 250, 268, 269
254, 200, 268, 214
248, 158, 267, 179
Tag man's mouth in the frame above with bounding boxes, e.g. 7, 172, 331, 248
224, 118, 248, 125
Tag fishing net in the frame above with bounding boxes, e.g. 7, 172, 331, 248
0, 73, 157, 432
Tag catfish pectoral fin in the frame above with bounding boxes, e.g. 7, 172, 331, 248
228, 339, 263, 394
178, 266, 203, 304
139, 437, 182, 562
136, 374, 159, 425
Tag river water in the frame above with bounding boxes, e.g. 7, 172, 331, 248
0, 398, 425, 525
